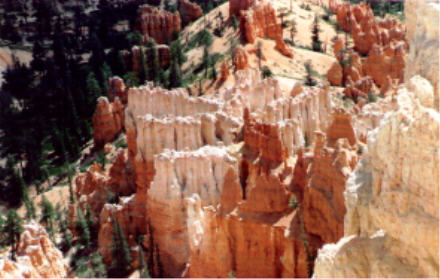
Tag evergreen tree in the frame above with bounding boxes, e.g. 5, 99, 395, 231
75, 206, 91, 248
311, 15, 322, 52
256, 41, 263, 69
202, 46, 210, 78
211, 63, 217, 80
86, 72, 102, 101
138, 236, 150, 278
109, 216, 132, 277
40, 195, 55, 238
146, 40, 160, 83
91, 252, 107, 277
158, 69, 167, 88
168, 60, 183, 89
30, 40, 47, 74
304, 60, 316, 86
85, 204, 97, 241
170, 39, 187, 68
289, 19, 297, 45
4, 210, 23, 260
138, 47, 148, 84
23, 189, 36, 221
100, 62, 113, 94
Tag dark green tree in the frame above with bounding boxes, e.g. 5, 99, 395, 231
4, 210, 23, 260
109, 216, 132, 277
304, 60, 317, 86
311, 15, 322, 52
146, 40, 160, 83
75, 206, 91, 248
169, 59, 183, 89
40, 195, 55, 238
138, 236, 150, 278
86, 72, 102, 101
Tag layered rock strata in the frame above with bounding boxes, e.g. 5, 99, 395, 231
179, 0, 203, 26
92, 97, 124, 148
136, 5, 181, 44
239, 0, 294, 58
313, 76, 439, 277
0, 222, 68, 278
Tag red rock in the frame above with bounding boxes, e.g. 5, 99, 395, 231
302, 131, 358, 244
229, 0, 256, 18
179, 0, 203, 26
343, 76, 374, 102
240, 0, 293, 58
0, 222, 68, 278
131, 44, 171, 75
326, 109, 357, 146
108, 76, 127, 104
92, 97, 124, 148
233, 45, 249, 71
327, 61, 343, 86
332, 36, 345, 62
136, 5, 181, 44
219, 61, 230, 82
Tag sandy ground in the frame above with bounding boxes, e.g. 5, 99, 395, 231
180, 0, 339, 96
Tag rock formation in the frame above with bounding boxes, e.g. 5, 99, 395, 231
136, 5, 181, 44
229, 0, 256, 17
0, 222, 68, 278
108, 76, 127, 104
239, 0, 294, 58
179, 0, 203, 26
219, 61, 230, 82
314, 75, 439, 278
131, 44, 171, 75
404, 0, 439, 110
92, 97, 124, 148
233, 45, 249, 71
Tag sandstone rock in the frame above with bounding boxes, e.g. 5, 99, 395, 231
108, 76, 127, 104
327, 61, 343, 86
240, 0, 293, 58
179, 0, 203, 26
314, 76, 439, 277
0, 222, 68, 278
136, 5, 181, 44
92, 97, 124, 148
343, 76, 374, 102
229, 0, 256, 18
219, 61, 229, 82
332, 36, 344, 62
404, 0, 439, 110
131, 44, 171, 75
326, 109, 357, 146
233, 45, 249, 71
147, 146, 239, 277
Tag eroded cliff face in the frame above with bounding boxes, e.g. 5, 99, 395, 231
136, 5, 181, 44
179, 0, 203, 26
239, 0, 293, 58
404, 0, 439, 110
0, 222, 68, 278
92, 97, 124, 148
313, 75, 439, 278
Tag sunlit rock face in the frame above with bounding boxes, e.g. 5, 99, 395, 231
0, 222, 68, 278
313, 75, 439, 278
239, 0, 293, 58
179, 0, 203, 26
136, 5, 181, 44
92, 97, 124, 148
404, 0, 439, 110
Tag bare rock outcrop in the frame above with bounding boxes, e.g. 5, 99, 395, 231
404, 0, 439, 110
219, 61, 230, 82
136, 5, 181, 44
0, 222, 68, 278
229, 0, 256, 17
240, 0, 294, 58
314, 75, 439, 277
233, 45, 249, 71
108, 76, 127, 104
179, 0, 203, 26
92, 97, 124, 148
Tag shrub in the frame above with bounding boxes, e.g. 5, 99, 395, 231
289, 194, 299, 209
261, 66, 273, 78
367, 91, 377, 103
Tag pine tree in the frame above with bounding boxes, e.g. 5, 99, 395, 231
24, 192, 36, 220
202, 46, 210, 78
138, 236, 150, 278
4, 210, 23, 260
170, 39, 187, 68
100, 62, 112, 94
290, 19, 297, 46
311, 15, 322, 52
75, 206, 91, 248
304, 60, 316, 86
91, 252, 107, 277
30, 40, 47, 74
86, 72, 102, 101
168, 59, 182, 89
256, 41, 263, 69
158, 69, 167, 88
211, 63, 217, 80
40, 195, 55, 238
138, 47, 148, 84
109, 216, 132, 277
146, 40, 160, 83
85, 204, 97, 241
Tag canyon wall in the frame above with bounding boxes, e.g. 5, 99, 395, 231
0, 222, 68, 278
314, 75, 439, 278
179, 0, 203, 26
136, 5, 181, 44
92, 97, 124, 148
